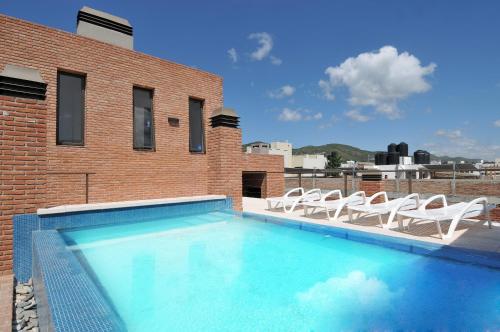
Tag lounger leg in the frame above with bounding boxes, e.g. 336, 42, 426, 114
397, 214, 403, 230
435, 221, 444, 239
332, 208, 343, 223
486, 208, 492, 229
348, 209, 353, 223
407, 218, 414, 231
377, 214, 383, 227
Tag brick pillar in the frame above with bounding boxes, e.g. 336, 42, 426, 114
360, 180, 385, 203
207, 108, 242, 210
0, 65, 47, 275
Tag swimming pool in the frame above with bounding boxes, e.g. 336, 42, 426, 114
61, 211, 500, 331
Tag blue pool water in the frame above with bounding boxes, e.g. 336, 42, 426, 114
62, 211, 500, 331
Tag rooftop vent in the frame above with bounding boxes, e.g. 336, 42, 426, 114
76, 6, 133, 49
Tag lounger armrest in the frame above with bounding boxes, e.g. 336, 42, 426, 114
322, 189, 342, 202
457, 197, 488, 218
445, 197, 489, 240
385, 193, 420, 229
367, 191, 388, 205
284, 188, 321, 213
419, 194, 447, 211
284, 187, 304, 199
347, 190, 366, 204
303, 188, 322, 200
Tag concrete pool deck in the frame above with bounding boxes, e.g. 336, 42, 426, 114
243, 197, 500, 254
0, 275, 13, 332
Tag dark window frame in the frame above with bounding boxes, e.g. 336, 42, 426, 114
132, 86, 155, 151
188, 97, 206, 154
56, 71, 86, 146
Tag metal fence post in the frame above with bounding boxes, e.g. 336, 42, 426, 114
351, 164, 356, 192
451, 162, 456, 196
312, 167, 316, 189
408, 171, 412, 194
343, 171, 348, 197
395, 164, 400, 194
298, 172, 302, 188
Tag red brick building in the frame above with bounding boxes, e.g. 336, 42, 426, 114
0, 8, 284, 275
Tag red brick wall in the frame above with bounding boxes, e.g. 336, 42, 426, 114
359, 181, 385, 203
0, 14, 223, 205
207, 127, 243, 210
242, 154, 284, 198
0, 96, 48, 274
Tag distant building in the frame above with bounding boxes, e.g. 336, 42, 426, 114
246, 141, 292, 168
292, 154, 327, 169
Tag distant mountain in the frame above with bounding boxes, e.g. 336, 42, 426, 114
243, 141, 480, 163
293, 143, 373, 162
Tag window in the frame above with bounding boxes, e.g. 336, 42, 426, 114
133, 87, 154, 149
57, 72, 85, 145
189, 98, 204, 153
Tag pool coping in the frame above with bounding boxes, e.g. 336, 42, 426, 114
243, 211, 500, 270
37, 195, 227, 215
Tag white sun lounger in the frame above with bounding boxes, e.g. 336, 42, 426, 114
347, 192, 421, 228
266, 188, 322, 213
302, 190, 366, 222
396, 195, 492, 240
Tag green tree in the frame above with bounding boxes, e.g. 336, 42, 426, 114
327, 151, 343, 169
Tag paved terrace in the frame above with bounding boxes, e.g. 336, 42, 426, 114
0, 275, 12, 332
243, 197, 500, 254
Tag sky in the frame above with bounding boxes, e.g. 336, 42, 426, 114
1, 0, 499, 160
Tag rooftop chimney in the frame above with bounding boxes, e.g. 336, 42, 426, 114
76, 6, 133, 49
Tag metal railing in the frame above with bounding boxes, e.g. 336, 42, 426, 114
279, 166, 500, 204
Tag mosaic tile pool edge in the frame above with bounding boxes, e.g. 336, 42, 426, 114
242, 211, 500, 270
14, 198, 232, 282
33, 230, 125, 332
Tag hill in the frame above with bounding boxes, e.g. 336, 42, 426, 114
244, 141, 479, 163
293, 143, 373, 162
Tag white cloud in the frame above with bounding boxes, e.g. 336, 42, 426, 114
268, 85, 296, 99
305, 112, 323, 120
345, 109, 370, 122
429, 129, 500, 160
319, 115, 340, 129
227, 48, 238, 63
494, 119, 500, 127
270, 55, 282, 65
320, 46, 436, 119
435, 129, 462, 139
248, 32, 273, 61
278, 108, 322, 122
279, 108, 302, 121
318, 80, 335, 101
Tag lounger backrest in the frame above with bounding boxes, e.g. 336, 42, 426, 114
321, 189, 342, 202
419, 194, 447, 211
284, 187, 304, 198
366, 191, 388, 205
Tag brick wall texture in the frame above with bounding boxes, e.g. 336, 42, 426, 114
0, 96, 48, 274
0, 15, 284, 275
242, 154, 285, 198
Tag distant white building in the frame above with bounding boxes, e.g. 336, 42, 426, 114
292, 154, 327, 169
246, 141, 292, 168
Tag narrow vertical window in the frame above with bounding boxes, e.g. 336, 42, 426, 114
133, 87, 154, 150
189, 98, 204, 153
57, 72, 85, 145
